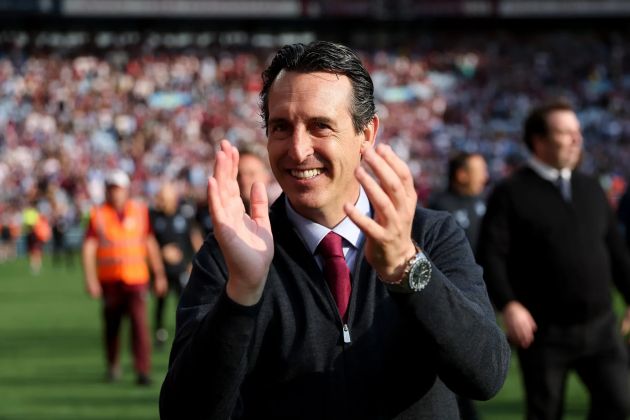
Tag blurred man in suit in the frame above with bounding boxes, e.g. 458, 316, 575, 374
479, 100, 630, 420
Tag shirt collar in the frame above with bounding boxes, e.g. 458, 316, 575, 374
528, 156, 571, 182
285, 187, 370, 255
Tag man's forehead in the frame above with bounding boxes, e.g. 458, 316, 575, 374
270, 70, 349, 94
547, 109, 579, 125
267, 70, 352, 115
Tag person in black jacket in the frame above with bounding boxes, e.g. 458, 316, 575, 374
478, 100, 630, 420
160, 41, 510, 420
428, 152, 489, 420
150, 181, 203, 348
429, 152, 488, 255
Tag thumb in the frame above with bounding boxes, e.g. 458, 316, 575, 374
249, 181, 270, 228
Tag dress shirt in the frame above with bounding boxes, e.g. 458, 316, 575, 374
528, 156, 572, 184
285, 187, 370, 271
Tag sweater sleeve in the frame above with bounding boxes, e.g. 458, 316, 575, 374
159, 237, 261, 420
477, 182, 516, 310
391, 210, 511, 400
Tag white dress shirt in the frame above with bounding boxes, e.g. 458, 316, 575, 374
528, 156, 572, 201
528, 156, 572, 184
285, 187, 371, 271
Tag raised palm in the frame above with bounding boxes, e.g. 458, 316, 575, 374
207, 140, 274, 305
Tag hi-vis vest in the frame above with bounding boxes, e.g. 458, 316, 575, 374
91, 200, 150, 284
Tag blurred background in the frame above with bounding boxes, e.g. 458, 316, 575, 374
1, 0, 630, 419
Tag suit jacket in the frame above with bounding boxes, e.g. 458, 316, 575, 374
478, 166, 630, 326
160, 196, 510, 420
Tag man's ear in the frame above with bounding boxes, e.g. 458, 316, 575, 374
360, 115, 379, 155
531, 134, 546, 158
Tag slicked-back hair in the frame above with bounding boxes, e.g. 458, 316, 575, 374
523, 99, 575, 151
260, 41, 375, 135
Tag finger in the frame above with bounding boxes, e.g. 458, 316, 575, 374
207, 177, 226, 223
344, 202, 386, 241
219, 140, 241, 199
213, 151, 232, 207
376, 144, 416, 194
230, 142, 240, 180
516, 328, 532, 349
214, 150, 229, 187
355, 166, 398, 224
249, 181, 270, 230
230, 146, 241, 197
363, 147, 407, 207
219, 139, 238, 179
216, 149, 242, 208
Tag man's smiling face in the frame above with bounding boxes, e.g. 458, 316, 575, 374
266, 70, 375, 227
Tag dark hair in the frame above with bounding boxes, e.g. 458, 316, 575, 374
260, 41, 375, 134
448, 152, 477, 189
523, 99, 574, 151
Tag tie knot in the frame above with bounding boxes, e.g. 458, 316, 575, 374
317, 232, 344, 259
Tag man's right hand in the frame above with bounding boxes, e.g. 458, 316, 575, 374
502, 300, 537, 348
207, 140, 274, 306
86, 280, 102, 299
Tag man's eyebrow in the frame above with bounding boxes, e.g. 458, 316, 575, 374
268, 117, 289, 126
310, 116, 336, 126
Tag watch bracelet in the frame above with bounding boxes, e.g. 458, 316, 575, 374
378, 240, 422, 286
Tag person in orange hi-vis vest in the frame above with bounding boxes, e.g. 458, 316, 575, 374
82, 169, 167, 386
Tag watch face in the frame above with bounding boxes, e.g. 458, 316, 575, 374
408, 256, 431, 292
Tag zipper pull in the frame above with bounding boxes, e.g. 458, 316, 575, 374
342, 324, 351, 343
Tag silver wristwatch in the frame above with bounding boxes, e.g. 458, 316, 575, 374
385, 242, 432, 293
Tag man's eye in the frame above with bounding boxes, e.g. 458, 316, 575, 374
313, 122, 331, 132
270, 123, 288, 133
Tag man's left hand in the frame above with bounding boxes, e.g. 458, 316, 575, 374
344, 144, 418, 283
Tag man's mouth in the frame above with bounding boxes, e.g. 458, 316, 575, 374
290, 168, 324, 179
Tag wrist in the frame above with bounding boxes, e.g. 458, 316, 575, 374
382, 241, 432, 294
378, 240, 420, 284
226, 277, 265, 306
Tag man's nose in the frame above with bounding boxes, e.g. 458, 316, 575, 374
288, 127, 314, 162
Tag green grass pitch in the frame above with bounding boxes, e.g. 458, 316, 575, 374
0, 255, 593, 419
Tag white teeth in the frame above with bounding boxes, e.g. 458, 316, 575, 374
291, 168, 323, 179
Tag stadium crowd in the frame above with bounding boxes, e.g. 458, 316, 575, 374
1, 29, 630, 257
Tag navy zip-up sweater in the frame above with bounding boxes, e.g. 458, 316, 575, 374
478, 167, 630, 325
160, 196, 510, 420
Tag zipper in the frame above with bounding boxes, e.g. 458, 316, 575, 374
342, 324, 351, 343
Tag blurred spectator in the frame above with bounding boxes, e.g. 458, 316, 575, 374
49, 185, 77, 268
1, 29, 630, 261
149, 181, 203, 349
81, 169, 168, 386
0, 206, 20, 263
22, 199, 51, 275
478, 100, 630, 419
237, 147, 274, 212
428, 152, 488, 253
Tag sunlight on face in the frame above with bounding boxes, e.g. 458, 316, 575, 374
539, 110, 583, 170
266, 71, 375, 227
